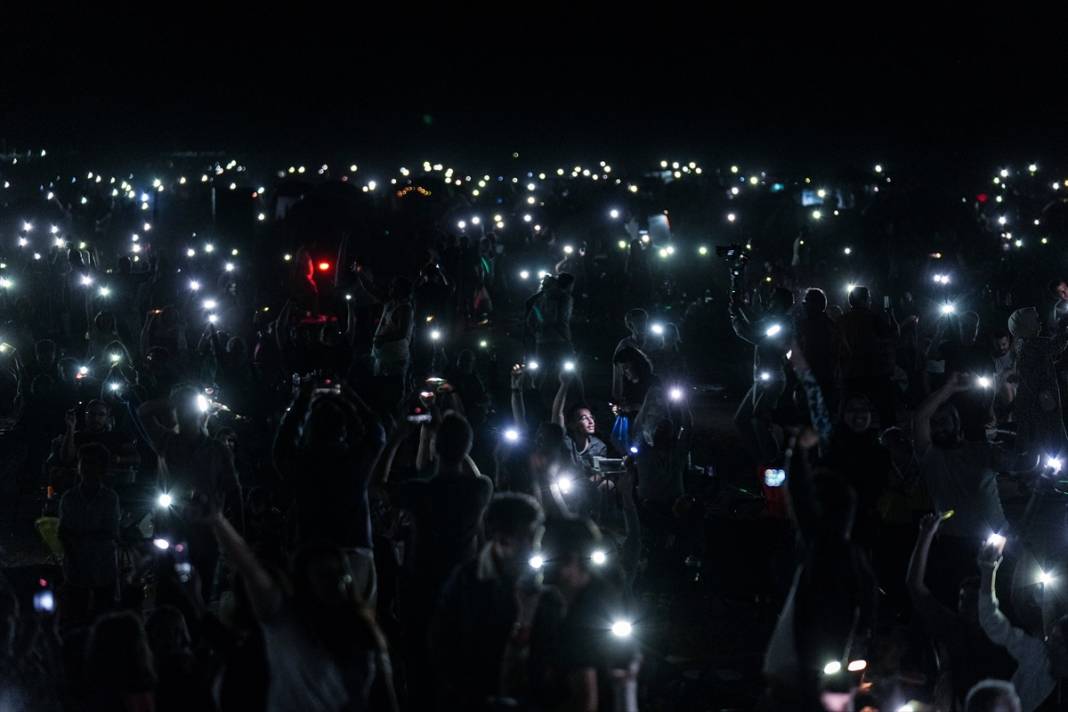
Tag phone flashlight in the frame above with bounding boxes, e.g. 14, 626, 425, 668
977, 376, 992, 389
108, 382, 122, 392
430, 329, 442, 341
202, 299, 217, 310
669, 387, 684, 402
765, 323, 782, 337
153, 538, 171, 551
986, 532, 1007, 549
610, 620, 633, 638
33, 588, 54, 614
157, 493, 173, 508
1047, 456, 1063, 473
590, 550, 607, 566
650, 322, 664, 336
940, 303, 956, 315
555, 475, 574, 494
562, 361, 576, 372
527, 360, 540, 371
528, 554, 545, 570
764, 468, 786, 487
504, 428, 520, 443
195, 394, 210, 414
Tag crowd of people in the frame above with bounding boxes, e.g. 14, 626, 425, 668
0, 151, 1064, 711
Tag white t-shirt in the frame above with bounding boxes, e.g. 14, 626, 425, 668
262, 608, 376, 712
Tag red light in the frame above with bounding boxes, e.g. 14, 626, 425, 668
318, 261, 331, 272
976, 193, 989, 204
38, 579, 47, 587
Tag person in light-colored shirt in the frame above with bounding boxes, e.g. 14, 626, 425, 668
977, 541, 1068, 712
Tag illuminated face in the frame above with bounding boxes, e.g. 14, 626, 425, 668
1057, 282, 1068, 301
993, 336, 1011, 357
572, 408, 596, 435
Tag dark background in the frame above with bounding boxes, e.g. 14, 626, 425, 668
2, 13, 1065, 181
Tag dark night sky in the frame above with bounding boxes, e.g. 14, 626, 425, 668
2, 14, 1065, 179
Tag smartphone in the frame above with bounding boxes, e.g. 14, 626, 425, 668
764, 468, 786, 487
883, 296, 890, 309
313, 379, 341, 396
407, 398, 432, 424
33, 587, 55, 614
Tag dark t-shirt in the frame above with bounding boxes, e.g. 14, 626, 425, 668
396, 472, 493, 588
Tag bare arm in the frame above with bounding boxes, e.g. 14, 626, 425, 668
210, 511, 281, 620
551, 372, 570, 428
907, 513, 954, 622
915, 374, 967, 459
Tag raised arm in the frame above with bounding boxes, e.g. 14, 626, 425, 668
551, 371, 570, 428
914, 373, 969, 459
210, 509, 281, 620
976, 541, 1047, 666
907, 513, 954, 623
510, 365, 527, 426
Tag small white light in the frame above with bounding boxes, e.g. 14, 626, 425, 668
49, 225, 59, 235
504, 428, 520, 443
650, 323, 664, 336
1038, 570, 1055, 586
527, 360, 539, 371
98, 286, 111, 297
1000, 168, 1010, 178
430, 329, 442, 341
977, 376, 992, 389
563, 360, 576, 372
21, 222, 33, 232
283, 253, 292, 262
823, 661, 842, 675
555, 475, 574, 494
196, 394, 210, 413
563, 244, 574, 255
847, 660, 867, 672
79, 274, 93, 286
726, 212, 736, 223
204, 243, 215, 253
108, 382, 121, 392
225, 262, 235, 272
153, 538, 170, 550
189, 280, 201, 292
609, 208, 620, 219
208, 314, 218, 324
202, 299, 217, 310
109, 353, 121, 364
17, 237, 27, 248
759, 371, 771, 382
874, 164, 883, 173
519, 270, 530, 280
940, 303, 955, 315
610, 620, 633, 638
591, 550, 607, 566
765, 324, 782, 337
457, 220, 467, 230
529, 555, 544, 570
812, 210, 823, 220
1047, 456, 1063, 473
997, 215, 1008, 225
987, 532, 1007, 548
523, 214, 533, 223
471, 216, 481, 225
669, 387, 683, 401
186, 248, 196, 258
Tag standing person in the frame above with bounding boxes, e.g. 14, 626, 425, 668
796, 288, 840, 413
1008, 307, 1068, 455
990, 327, 1016, 423
610, 347, 665, 453
913, 372, 1035, 602
612, 309, 648, 409
837, 286, 899, 428
430, 493, 545, 710
729, 286, 793, 464
58, 442, 120, 627
976, 540, 1068, 712
371, 277, 414, 401
136, 384, 243, 601
273, 383, 384, 605
373, 412, 493, 710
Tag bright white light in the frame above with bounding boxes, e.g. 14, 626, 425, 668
196, 394, 210, 413
49, 225, 59, 235
977, 376, 992, 389
1000, 168, 1009, 178
202, 299, 217, 310
555, 475, 574, 494
108, 382, 121, 392
189, 280, 201, 292
610, 620, 633, 638
79, 274, 93, 286
669, 387, 683, 401
471, 216, 481, 225
186, 248, 196, 258
847, 660, 867, 672
843, 247, 851, 255
650, 323, 665, 336
208, 314, 218, 324
537, 270, 550, 279
153, 538, 170, 550
131, 244, 142, 254
609, 209, 620, 219
529, 555, 544, 570
527, 360, 539, 371
987, 532, 1007, 548
874, 164, 883, 173
109, 353, 121, 364
519, 269, 531, 280
225, 262, 235, 272
523, 214, 532, 223
1038, 570, 1055, 586
457, 220, 467, 230
563, 360, 576, 372
21, 222, 33, 232
759, 371, 771, 382
563, 245, 574, 255
940, 303, 956, 315
629, 446, 639, 454
812, 210, 823, 220
997, 215, 1007, 225
430, 329, 442, 341
591, 550, 607, 566
726, 212, 736, 223
765, 324, 782, 337
204, 243, 215, 253
823, 661, 842, 675
1047, 456, 1063, 473
98, 286, 111, 297
1029, 163, 1038, 173
17, 238, 27, 248
504, 428, 520, 443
